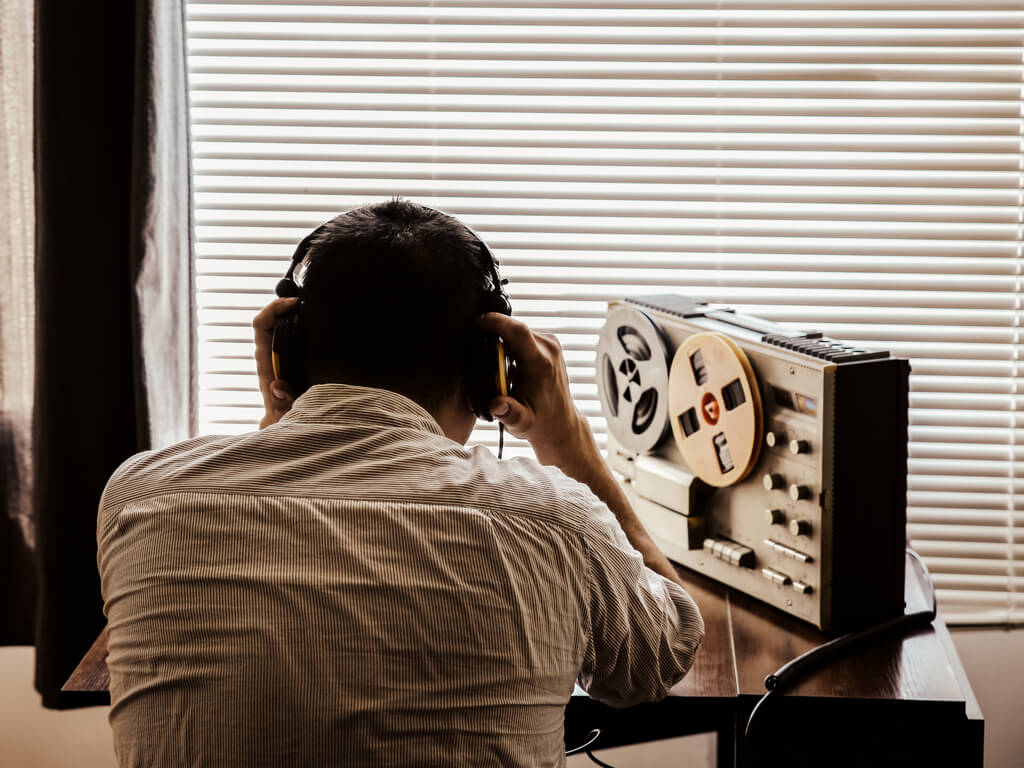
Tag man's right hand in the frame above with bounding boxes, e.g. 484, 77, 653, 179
478, 312, 596, 469
478, 313, 686, 589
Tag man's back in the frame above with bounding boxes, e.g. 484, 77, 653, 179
98, 384, 702, 767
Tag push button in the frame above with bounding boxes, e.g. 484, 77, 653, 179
763, 538, 813, 563
703, 537, 755, 568
761, 567, 792, 586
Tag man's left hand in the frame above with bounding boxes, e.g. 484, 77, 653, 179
252, 297, 299, 429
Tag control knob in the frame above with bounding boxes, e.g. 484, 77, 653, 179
789, 483, 812, 501
790, 439, 811, 455
763, 473, 785, 491
765, 508, 785, 526
789, 519, 812, 537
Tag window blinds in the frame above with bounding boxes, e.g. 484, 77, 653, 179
185, 1, 1024, 624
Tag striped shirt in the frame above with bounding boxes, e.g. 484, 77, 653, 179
97, 384, 704, 767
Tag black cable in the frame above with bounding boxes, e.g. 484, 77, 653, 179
744, 549, 937, 753
564, 728, 618, 767
498, 422, 505, 459
565, 729, 601, 756
586, 750, 617, 768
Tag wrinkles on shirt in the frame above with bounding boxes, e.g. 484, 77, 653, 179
97, 384, 702, 768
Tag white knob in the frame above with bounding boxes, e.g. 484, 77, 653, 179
789, 484, 812, 501
789, 519, 812, 537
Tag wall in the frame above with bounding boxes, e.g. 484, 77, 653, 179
2, 630, 1021, 767
951, 627, 1024, 768
0, 647, 114, 767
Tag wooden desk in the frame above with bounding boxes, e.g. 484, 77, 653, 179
64, 564, 982, 767
566, 563, 983, 767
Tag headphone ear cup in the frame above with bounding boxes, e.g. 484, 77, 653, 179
272, 310, 306, 393
481, 291, 511, 317
466, 331, 503, 420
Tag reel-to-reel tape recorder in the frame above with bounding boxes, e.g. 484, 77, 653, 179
596, 296, 910, 631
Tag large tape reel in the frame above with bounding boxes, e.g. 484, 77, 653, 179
668, 332, 763, 487
596, 306, 671, 454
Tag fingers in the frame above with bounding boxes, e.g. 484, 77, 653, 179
253, 297, 300, 381
252, 296, 299, 333
253, 297, 300, 428
270, 379, 295, 404
488, 396, 534, 437
478, 312, 545, 366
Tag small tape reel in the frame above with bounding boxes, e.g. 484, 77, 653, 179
596, 306, 671, 454
668, 332, 763, 487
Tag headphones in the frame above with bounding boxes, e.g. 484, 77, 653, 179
272, 207, 512, 423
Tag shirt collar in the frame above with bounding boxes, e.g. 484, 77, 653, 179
279, 383, 445, 437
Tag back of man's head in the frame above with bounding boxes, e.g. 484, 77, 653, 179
297, 199, 492, 412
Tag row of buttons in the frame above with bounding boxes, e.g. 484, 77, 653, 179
763, 538, 813, 563
761, 332, 889, 364
703, 537, 755, 568
761, 567, 814, 595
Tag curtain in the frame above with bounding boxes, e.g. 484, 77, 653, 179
30, 0, 194, 708
0, 0, 37, 646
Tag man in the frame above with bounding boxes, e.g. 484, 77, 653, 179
97, 199, 703, 767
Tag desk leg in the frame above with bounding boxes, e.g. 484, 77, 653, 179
716, 718, 735, 768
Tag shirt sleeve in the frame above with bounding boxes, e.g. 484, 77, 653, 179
576, 497, 704, 708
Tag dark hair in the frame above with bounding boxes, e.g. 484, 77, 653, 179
297, 198, 493, 412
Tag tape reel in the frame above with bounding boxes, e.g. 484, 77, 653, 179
668, 332, 763, 487
596, 306, 671, 454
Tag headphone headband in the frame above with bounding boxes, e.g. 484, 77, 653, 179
274, 205, 509, 315
272, 202, 512, 440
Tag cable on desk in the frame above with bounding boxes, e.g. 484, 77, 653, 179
564, 728, 618, 767
565, 729, 601, 756
586, 750, 616, 768
743, 549, 937, 759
